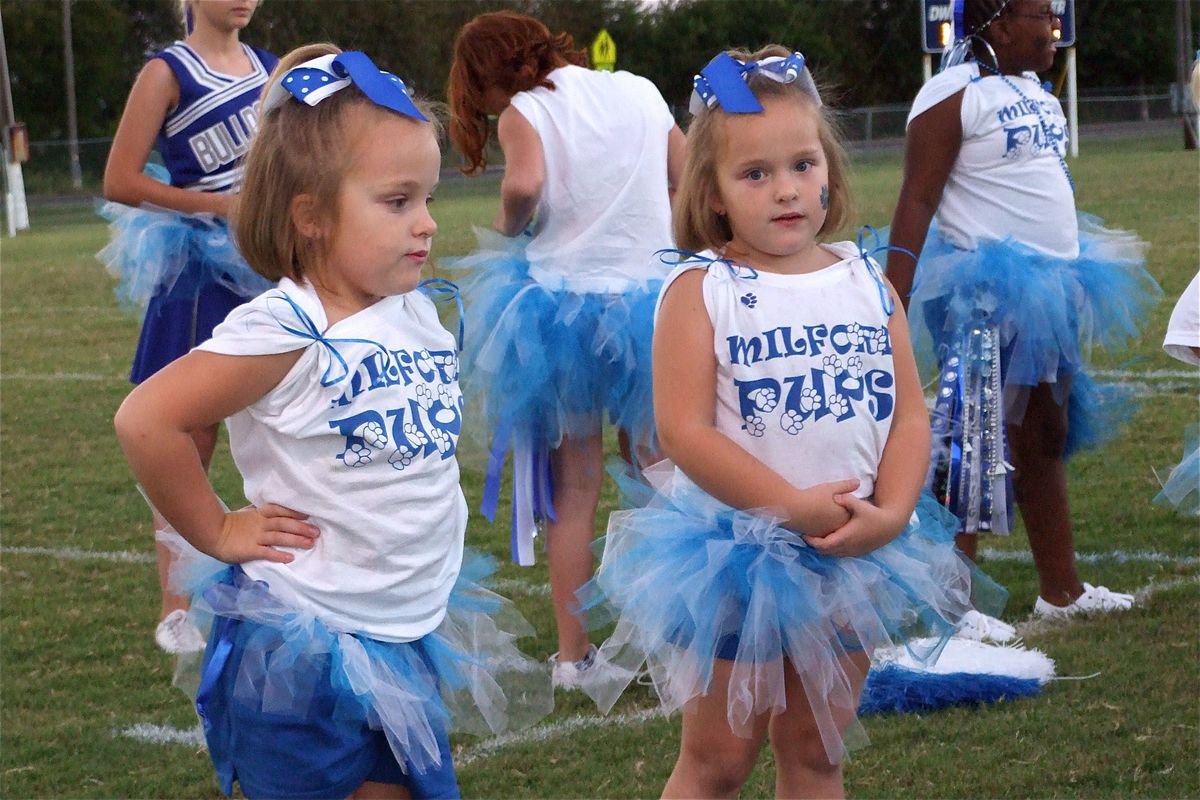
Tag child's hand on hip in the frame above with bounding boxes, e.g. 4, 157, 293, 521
212, 503, 320, 564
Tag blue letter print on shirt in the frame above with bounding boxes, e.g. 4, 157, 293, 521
727, 322, 894, 437
328, 348, 464, 469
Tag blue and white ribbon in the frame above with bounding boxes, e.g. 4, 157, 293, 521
264, 292, 392, 387
689, 51, 822, 115
262, 51, 427, 121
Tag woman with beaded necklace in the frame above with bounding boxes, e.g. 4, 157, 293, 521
886, 0, 1161, 634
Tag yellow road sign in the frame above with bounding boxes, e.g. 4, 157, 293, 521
591, 29, 616, 71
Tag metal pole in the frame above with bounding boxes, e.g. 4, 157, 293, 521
1178, 0, 1196, 149
1066, 48, 1078, 158
1, 3, 15, 236
62, 0, 82, 189
923, 54, 932, 83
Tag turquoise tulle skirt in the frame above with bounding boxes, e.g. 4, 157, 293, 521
446, 230, 659, 451
909, 215, 1160, 533
181, 550, 552, 780
97, 167, 273, 381
1155, 423, 1200, 517
444, 230, 660, 563
96, 169, 271, 315
910, 214, 1160, 429
576, 464, 1001, 763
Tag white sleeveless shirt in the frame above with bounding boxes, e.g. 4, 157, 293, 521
510, 65, 675, 292
660, 244, 897, 497
196, 278, 466, 642
909, 63, 1078, 259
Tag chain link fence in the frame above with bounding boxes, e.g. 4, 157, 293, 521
12, 86, 1183, 199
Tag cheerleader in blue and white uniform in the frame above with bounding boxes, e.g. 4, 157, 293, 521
115, 45, 552, 799
99, 0, 275, 653
578, 46, 990, 798
887, 0, 1161, 629
445, 11, 686, 687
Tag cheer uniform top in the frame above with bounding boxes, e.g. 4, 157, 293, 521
98, 42, 277, 383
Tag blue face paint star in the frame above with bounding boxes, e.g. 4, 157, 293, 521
820, 185, 829, 210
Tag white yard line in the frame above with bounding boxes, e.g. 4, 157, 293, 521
0, 371, 124, 382
114, 722, 206, 748
111, 574, 1200, 764
0, 545, 551, 596
3, 545, 155, 564
978, 547, 1200, 567
10, 544, 1195, 571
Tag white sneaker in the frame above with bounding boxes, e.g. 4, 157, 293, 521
549, 645, 598, 690
1033, 583, 1135, 620
955, 609, 1018, 643
155, 609, 206, 654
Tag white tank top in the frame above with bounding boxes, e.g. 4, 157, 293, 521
908, 63, 1078, 259
510, 65, 675, 292
659, 244, 897, 497
196, 278, 466, 642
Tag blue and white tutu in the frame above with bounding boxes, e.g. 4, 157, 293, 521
97, 166, 273, 382
445, 230, 660, 564
576, 464, 1000, 763
180, 550, 552, 784
1155, 423, 1200, 517
910, 214, 1161, 532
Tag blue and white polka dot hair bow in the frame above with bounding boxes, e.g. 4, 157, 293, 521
261, 51, 427, 121
689, 51, 822, 116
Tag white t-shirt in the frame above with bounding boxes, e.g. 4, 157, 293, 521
908, 63, 1078, 259
510, 65, 675, 292
659, 244, 896, 498
1164, 272, 1200, 366
196, 278, 467, 642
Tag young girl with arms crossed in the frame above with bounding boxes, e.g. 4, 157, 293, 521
886, 0, 1161, 627
100, 0, 276, 653
115, 45, 551, 800
581, 47, 988, 799
446, 10, 686, 689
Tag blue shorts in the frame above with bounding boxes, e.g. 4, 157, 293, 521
199, 614, 461, 800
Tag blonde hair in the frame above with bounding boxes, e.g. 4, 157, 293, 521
1191, 58, 1200, 113
233, 43, 442, 282
673, 45, 853, 254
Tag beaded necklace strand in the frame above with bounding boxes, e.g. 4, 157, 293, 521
976, 59, 1076, 193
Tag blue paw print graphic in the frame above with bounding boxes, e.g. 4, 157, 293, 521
743, 415, 766, 437
740, 293, 758, 308
780, 410, 804, 435
343, 442, 373, 467
389, 445, 413, 471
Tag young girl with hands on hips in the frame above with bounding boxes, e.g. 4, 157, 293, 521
580, 46, 992, 799
115, 44, 550, 800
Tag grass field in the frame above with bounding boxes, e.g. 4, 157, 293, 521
2, 133, 1198, 799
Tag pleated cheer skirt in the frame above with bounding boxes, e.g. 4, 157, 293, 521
183, 550, 553, 788
97, 169, 272, 382
577, 465, 1000, 764
910, 214, 1161, 532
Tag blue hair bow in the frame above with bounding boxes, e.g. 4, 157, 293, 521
689, 51, 821, 115
262, 51, 427, 121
